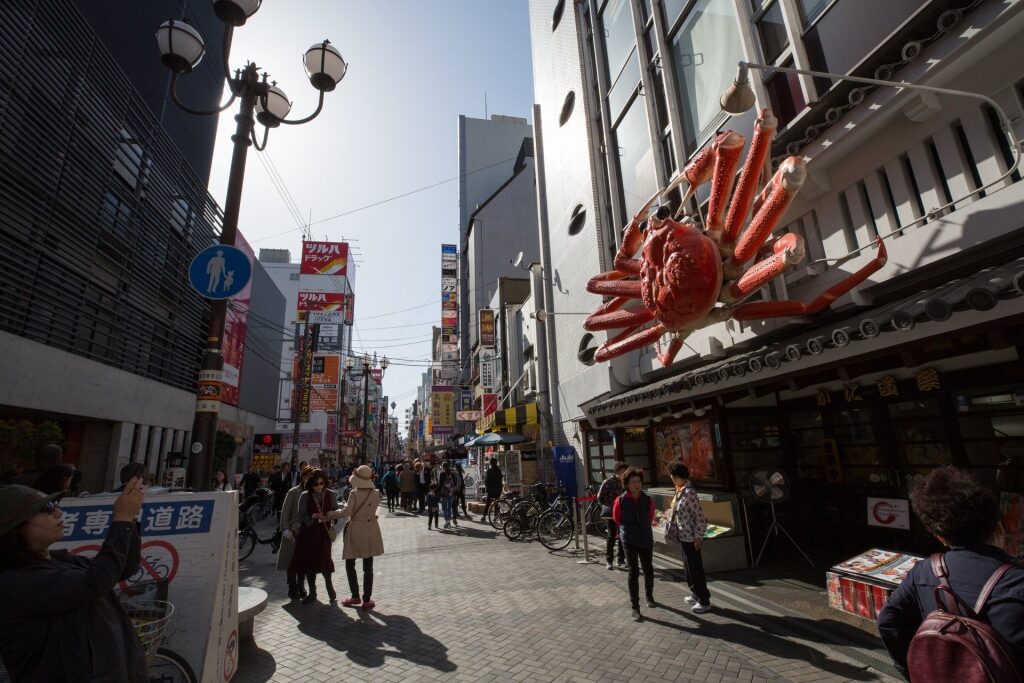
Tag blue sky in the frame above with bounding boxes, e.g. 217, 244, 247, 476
207, 1, 536, 426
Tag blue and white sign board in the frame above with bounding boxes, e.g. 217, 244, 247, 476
54, 492, 239, 681
189, 244, 253, 300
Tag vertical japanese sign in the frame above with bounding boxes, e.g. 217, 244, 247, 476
441, 244, 459, 382
479, 348, 497, 393
431, 385, 455, 434
479, 309, 496, 348
221, 232, 254, 406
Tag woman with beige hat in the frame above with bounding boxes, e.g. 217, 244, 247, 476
328, 464, 384, 610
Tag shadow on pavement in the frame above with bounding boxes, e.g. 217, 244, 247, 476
235, 640, 277, 682
283, 603, 456, 672
640, 607, 883, 681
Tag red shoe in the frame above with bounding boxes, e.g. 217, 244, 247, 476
361, 600, 375, 610
341, 597, 361, 607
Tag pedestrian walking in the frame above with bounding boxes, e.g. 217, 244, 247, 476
438, 461, 460, 528
212, 468, 234, 492
877, 466, 1024, 680
268, 464, 286, 512
240, 466, 262, 499
0, 479, 148, 682
481, 457, 503, 522
399, 463, 416, 512
668, 462, 711, 613
278, 465, 312, 600
415, 461, 430, 512
598, 462, 628, 570
381, 465, 399, 512
612, 467, 656, 622
426, 485, 441, 530
327, 465, 384, 610
454, 462, 469, 519
289, 469, 340, 604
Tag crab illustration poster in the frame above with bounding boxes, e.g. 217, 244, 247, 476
653, 419, 718, 483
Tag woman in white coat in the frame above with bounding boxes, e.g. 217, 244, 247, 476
329, 465, 384, 610
277, 465, 311, 600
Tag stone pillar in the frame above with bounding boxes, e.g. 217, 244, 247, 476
145, 427, 164, 481
104, 422, 136, 491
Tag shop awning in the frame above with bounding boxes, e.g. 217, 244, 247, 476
475, 402, 537, 434
466, 432, 529, 447
586, 256, 1024, 418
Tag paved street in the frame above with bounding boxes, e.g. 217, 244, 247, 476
234, 510, 899, 683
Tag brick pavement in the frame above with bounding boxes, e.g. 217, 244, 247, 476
234, 511, 899, 683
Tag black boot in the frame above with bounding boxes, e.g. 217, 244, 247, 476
301, 574, 317, 604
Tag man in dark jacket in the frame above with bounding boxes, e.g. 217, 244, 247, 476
0, 479, 147, 681
240, 466, 262, 499
876, 467, 1024, 679
482, 458, 504, 522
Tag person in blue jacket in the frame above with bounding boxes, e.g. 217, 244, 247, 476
0, 478, 147, 682
876, 466, 1024, 678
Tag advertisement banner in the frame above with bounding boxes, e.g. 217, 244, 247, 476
431, 385, 455, 435
479, 309, 496, 348
482, 393, 499, 418
221, 232, 254, 406
291, 354, 340, 413
253, 433, 281, 456
867, 498, 911, 530
345, 292, 355, 326
326, 415, 337, 450
480, 348, 497, 393
300, 241, 348, 276
552, 445, 579, 497
281, 431, 323, 449
457, 410, 482, 421
297, 291, 345, 324
54, 493, 239, 682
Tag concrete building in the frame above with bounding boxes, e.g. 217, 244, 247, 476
528, 0, 1024, 559
0, 0, 230, 492
457, 114, 534, 389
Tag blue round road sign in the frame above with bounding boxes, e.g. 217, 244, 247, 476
188, 244, 253, 300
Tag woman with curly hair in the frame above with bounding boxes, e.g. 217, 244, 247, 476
876, 466, 1024, 678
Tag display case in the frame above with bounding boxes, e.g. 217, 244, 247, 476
826, 548, 925, 620
646, 487, 748, 572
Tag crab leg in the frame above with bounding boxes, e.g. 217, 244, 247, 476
720, 233, 805, 304
656, 333, 687, 367
726, 156, 806, 278
673, 131, 736, 217
595, 323, 667, 363
730, 238, 888, 320
587, 279, 643, 298
585, 305, 654, 332
705, 131, 745, 243
721, 109, 777, 249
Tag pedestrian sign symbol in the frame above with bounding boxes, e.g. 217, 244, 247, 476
188, 244, 252, 300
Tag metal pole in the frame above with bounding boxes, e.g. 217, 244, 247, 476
338, 365, 347, 465
186, 67, 258, 490
360, 366, 370, 465
290, 323, 309, 471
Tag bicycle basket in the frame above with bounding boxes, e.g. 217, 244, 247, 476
126, 600, 175, 662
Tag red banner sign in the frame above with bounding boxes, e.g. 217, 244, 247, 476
482, 393, 499, 418
297, 291, 345, 310
300, 241, 348, 275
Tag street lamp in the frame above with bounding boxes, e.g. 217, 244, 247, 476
158, 2, 347, 489
718, 61, 1021, 259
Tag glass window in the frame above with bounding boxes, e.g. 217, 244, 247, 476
661, 0, 687, 29
612, 94, 658, 219
669, 0, 745, 151
756, 1, 789, 64
607, 50, 641, 119
796, 0, 831, 26
600, 0, 637, 85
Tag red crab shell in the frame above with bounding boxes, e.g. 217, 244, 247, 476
640, 218, 723, 331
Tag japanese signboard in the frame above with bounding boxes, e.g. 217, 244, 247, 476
221, 232, 254, 406
480, 348, 497, 393
482, 393, 499, 418
253, 433, 281, 456
479, 309, 496, 348
431, 385, 455, 435
867, 498, 911, 530
297, 291, 346, 324
300, 240, 348, 276
54, 493, 238, 681
291, 354, 340, 413
281, 431, 323, 449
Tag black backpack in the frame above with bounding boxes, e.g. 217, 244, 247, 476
906, 554, 1022, 682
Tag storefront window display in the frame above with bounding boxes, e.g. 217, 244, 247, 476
652, 418, 720, 485
587, 429, 618, 484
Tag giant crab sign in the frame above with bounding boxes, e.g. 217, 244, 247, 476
585, 108, 886, 367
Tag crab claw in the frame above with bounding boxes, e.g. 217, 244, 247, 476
727, 156, 806, 276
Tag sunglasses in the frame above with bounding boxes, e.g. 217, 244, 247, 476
41, 501, 61, 515
313, 481, 327, 487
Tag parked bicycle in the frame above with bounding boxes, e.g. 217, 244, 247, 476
535, 484, 577, 550
503, 482, 563, 541
238, 489, 281, 561
485, 489, 522, 530
580, 483, 609, 539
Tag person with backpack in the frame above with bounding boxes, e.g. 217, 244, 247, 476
380, 465, 399, 513
612, 467, 657, 623
597, 462, 628, 570
437, 462, 460, 529
876, 466, 1024, 681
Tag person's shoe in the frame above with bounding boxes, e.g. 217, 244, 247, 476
444, 522, 450, 529
692, 603, 711, 614
361, 600, 375, 611
631, 608, 642, 622
341, 597, 361, 607
684, 596, 697, 605
606, 562, 614, 570
617, 560, 627, 569
327, 589, 337, 604
301, 593, 317, 605
480, 516, 488, 523
453, 519, 458, 527
646, 597, 657, 608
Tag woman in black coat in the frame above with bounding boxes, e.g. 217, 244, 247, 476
289, 469, 340, 604
0, 479, 147, 682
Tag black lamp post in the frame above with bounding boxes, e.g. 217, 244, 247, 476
156, 1, 347, 490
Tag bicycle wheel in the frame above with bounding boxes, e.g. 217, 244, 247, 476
588, 505, 609, 539
488, 499, 512, 530
238, 529, 256, 561
149, 647, 198, 682
537, 511, 574, 551
502, 517, 523, 540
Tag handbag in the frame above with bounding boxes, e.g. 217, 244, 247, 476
662, 492, 682, 542
600, 504, 613, 520
340, 491, 369, 542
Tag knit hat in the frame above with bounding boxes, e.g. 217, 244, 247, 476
349, 465, 375, 489
0, 485, 64, 536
